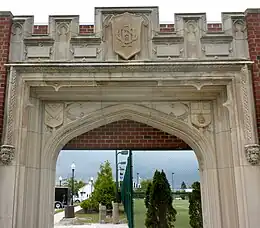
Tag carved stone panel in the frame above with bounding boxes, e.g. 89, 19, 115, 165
190, 102, 212, 128
233, 19, 248, 58
73, 46, 97, 58
185, 20, 200, 58
204, 43, 230, 57
152, 102, 189, 121
26, 46, 51, 58
44, 103, 64, 128
54, 22, 71, 60
111, 12, 143, 60
156, 45, 181, 58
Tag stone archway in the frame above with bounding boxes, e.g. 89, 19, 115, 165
0, 61, 260, 228
41, 103, 218, 228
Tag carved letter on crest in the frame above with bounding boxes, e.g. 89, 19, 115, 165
191, 102, 212, 128
111, 12, 143, 60
44, 103, 64, 128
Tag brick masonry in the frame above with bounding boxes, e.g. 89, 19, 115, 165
63, 120, 191, 150
245, 9, 260, 138
0, 12, 12, 142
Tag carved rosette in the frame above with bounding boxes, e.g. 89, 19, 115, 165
245, 144, 260, 165
0, 145, 15, 165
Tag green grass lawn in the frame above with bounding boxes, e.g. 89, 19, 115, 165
134, 199, 191, 228
75, 199, 190, 227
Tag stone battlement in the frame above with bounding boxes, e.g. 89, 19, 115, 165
32, 23, 223, 35
4, 7, 260, 62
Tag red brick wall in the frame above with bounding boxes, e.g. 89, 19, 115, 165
0, 12, 12, 141
63, 120, 191, 150
245, 9, 260, 137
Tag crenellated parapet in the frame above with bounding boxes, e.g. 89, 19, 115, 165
8, 7, 250, 62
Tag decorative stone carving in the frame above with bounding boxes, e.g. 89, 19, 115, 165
65, 102, 116, 122
0, 67, 17, 165
0, 145, 15, 165
191, 102, 212, 128
110, 12, 143, 59
56, 22, 70, 42
245, 144, 260, 165
154, 102, 189, 121
54, 22, 71, 60
233, 19, 247, 58
11, 23, 23, 42
65, 102, 99, 121
44, 103, 64, 128
185, 20, 199, 58
240, 64, 253, 142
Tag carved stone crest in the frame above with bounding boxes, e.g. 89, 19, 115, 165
0, 145, 15, 165
191, 102, 212, 128
44, 103, 64, 128
245, 144, 260, 165
111, 12, 143, 59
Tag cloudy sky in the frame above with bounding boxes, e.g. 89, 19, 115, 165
1, 0, 259, 23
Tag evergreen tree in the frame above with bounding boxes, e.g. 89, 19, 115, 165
189, 181, 203, 228
144, 182, 152, 209
181, 181, 187, 190
91, 160, 116, 209
145, 170, 177, 228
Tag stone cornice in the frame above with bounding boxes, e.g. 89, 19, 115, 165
5, 60, 253, 73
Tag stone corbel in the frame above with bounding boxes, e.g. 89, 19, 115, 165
0, 145, 15, 165
245, 144, 260, 165
0, 67, 17, 165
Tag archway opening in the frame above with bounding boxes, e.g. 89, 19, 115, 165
54, 119, 201, 227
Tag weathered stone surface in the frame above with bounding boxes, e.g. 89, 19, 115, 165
1, 6, 260, 228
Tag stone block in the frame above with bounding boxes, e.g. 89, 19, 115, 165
99, 204, 106, 224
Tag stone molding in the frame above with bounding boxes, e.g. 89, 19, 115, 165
5, 60, 253, 73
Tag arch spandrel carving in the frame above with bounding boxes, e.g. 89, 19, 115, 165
42, 102, 215, 170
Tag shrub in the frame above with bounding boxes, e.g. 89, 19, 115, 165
189, 181, 203, 228
80, 197, 99, 213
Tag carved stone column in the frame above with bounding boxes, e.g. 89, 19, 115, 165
0, 66, 19, 228
240, 64, 260, 165
0, 66, 17, 165
232, 64, 260, 228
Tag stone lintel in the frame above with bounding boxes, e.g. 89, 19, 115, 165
245, 8, 260, 15
4, 60, 253, 74
0, 11, 13, 17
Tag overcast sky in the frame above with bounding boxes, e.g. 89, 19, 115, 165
1, 1, 259, 23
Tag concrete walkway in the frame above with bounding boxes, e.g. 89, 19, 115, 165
54, 206, 82, 224
55, 225, 128, 228
54, 206, 128, 227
